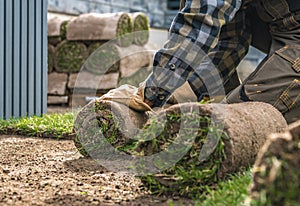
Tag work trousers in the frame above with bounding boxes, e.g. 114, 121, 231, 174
224, 0, 300, 124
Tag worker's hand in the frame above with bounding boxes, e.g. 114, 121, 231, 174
99, 82, 152, 112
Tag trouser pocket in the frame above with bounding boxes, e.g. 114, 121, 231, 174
225, 45, 300, 119
273, 79, 300, 113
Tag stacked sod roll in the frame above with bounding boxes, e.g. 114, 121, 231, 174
73, 98, 287, 197
47, 12, 154, 107
250, 120, 300, 206
48, 15, 74, 46
130, 12, 150, 46
66, 12, 134, 47
55, 40, 88, 73
48, 45, 55, 73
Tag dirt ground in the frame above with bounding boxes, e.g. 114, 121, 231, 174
0, 135, 193, 206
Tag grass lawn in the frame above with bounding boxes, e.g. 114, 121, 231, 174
0, 112, 253, 205
0, 112, 75, 139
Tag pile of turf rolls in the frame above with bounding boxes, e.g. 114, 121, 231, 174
48, 12, 151, 74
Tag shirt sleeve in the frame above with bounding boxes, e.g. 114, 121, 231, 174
144, 0, 242, 107
188, 8, 251, 101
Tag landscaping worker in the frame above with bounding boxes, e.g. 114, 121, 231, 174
103, 0, 300, 124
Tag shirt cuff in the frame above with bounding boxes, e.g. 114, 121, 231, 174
144, 85, 171, 107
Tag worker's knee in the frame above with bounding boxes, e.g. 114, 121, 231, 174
224, 45, 300, 124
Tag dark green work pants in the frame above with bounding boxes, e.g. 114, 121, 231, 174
224, 0, 300, 124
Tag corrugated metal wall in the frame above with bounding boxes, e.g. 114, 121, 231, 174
0, 0, 48, 119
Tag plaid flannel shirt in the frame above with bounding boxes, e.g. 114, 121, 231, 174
144, 0, 252, 107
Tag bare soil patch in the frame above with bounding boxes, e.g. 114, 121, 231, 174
0, 135, 192, 206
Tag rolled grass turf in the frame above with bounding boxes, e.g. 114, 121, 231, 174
67, 12, 133, 47
85, 42, 120, 75
135, 102, 287, 196
60, 20, 69, 40
48, 16, 73, 46
130, 12, 150, 46
73, 100, 287, 197
55, 40, 88, 73
73, 100, 149, 157
88, 41, 104, 55
48, 44, 55, 73
250, 120, 300, 206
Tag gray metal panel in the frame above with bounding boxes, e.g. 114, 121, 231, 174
27, 0, 35, 116
5, 0, 13, 118
42, 0, 48, 114
13, 0, 21, 117
0, 0, 47, 119
0, 1, 4, 118
20, 0, 28, 117
35, 0, 42, 115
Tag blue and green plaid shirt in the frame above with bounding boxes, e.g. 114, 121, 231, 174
144, 0, 253, 107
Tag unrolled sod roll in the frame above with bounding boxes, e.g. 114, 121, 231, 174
130, 12, 150, 46
134, 102, 287, 196
73, 98, 287, 196
55, 40, 88, 73
250, 120, 300, 206
67, 12, 134, 47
